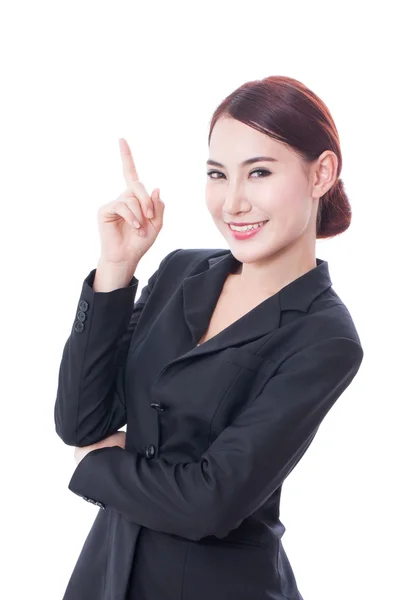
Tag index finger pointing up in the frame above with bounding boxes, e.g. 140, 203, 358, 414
119, 138, 139, 186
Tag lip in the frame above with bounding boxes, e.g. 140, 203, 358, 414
227, 220, 269, 240
228, 220, 268, 225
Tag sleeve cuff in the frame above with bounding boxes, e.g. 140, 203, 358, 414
84, 268, 139, 291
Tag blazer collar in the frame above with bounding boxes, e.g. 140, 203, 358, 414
182, 249, 332, 355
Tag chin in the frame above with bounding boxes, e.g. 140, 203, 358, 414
231, 248, 272, 265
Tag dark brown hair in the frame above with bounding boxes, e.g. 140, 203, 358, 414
208, 75, 351, 238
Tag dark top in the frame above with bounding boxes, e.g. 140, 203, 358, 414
54, 247, 364, 600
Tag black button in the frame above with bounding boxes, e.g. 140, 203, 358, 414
74, 322, 85, 332
145, 444, 156, 459
79, 300, 89, 312
95, 501, 106, 509
150, 402, 165, 412
76, 310, 86, 322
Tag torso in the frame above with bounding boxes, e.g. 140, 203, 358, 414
196, 273, 271, 345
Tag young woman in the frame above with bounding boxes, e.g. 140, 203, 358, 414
55, 75, 364, 600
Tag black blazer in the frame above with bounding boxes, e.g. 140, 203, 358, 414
54, 247, 364, 600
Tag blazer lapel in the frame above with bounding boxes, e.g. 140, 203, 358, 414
182, 251, 239, 346
181, 249, 333, 360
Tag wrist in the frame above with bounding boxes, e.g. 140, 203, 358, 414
93, 259, 139, 292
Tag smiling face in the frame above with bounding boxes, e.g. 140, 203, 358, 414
206, 116, 324, 266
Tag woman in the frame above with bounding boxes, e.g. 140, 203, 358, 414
55, 75, 364, 600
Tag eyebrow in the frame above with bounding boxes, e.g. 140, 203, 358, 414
206, 156, 278, 168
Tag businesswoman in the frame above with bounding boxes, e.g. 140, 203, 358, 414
55, 75, 364, 600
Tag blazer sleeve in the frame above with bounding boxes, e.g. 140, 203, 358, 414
67, 336, 364, 541
54, 248, 181, 447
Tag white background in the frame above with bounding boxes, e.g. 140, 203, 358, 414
1, 1, 398, 598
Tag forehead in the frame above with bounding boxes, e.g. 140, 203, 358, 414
209, 117, 295, 163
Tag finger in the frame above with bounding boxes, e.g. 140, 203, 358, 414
150, 188, 165, 228
123, 181, 154, 220
121, 192, 147, 227
119, 138, 139, 187
113, 199, 142, 230
118, 139, 154, 217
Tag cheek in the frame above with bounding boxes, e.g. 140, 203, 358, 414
276, 198, 312, 238
205, 190, 221, 217
271, 178, 308, 216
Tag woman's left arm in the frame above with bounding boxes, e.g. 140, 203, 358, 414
68, 336, 363, 541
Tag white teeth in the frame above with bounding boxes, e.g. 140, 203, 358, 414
229, 221, 268, 232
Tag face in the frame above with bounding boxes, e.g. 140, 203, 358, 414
206, 116, 324, 266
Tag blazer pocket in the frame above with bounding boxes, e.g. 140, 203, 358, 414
220, 347, 273, 372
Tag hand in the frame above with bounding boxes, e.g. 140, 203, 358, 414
96, 138, 165, 269
74, 431, 126, 466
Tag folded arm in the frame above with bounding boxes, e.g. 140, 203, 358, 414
68, 336, 363, 541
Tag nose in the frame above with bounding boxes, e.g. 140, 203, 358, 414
222, 182, 251, 214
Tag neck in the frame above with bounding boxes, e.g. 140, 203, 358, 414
231, 243, 317, 298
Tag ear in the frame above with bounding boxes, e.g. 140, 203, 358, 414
311, 150, 338, 199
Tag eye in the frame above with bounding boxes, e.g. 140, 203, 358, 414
250, 169, 271, 178
206, 169, 271, 180
206, 170, 224, 180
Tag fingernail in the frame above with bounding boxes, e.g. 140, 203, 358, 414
133, 220, 141, 228
146, 209, 154, 219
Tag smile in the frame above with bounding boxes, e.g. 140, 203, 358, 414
228, 220, 269, 240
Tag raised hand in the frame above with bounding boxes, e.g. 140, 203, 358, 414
96, 138, 165, 269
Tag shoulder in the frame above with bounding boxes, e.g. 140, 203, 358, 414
267, 288, 363, 369
307, 287, 362, 346
276, 300, 364, 374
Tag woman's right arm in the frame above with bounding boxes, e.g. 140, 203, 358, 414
54, 250, 179, 447
54, 137, 167, 446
